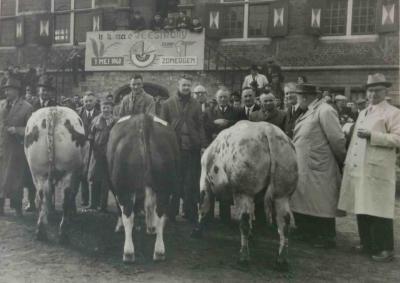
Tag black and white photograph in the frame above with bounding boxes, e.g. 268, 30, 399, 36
0, 0, 399, 282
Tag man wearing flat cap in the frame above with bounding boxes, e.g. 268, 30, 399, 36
0, 76, 33, 216
290, 83, 346, 248
338, 73, 400, 262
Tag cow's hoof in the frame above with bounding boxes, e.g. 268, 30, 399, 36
122, 253, 135, 264
153, 252, 166, 262
36, 229, 47, 242
190, 228, 203, 239
274, 259, 289, 272
147, 227, 156, 235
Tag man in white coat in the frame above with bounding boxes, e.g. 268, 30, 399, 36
338, 73, 400, 262
291, 84, 346, 248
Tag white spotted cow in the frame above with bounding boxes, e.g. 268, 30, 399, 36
107, 114, 180, 263
24, 107, 88, 243
192, 121, 298, 270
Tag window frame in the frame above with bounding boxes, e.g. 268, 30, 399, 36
220, 0, 272, 40
320, 0, 379, 41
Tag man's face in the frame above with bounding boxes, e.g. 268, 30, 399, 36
106, 96, 113, 103
25, 87, 32, 96
242, 89, 255, 107
250, 69, 258, 76
233, 101, 241, 108
296, 94, 311, 110
216, 91, 229, 107
336, 100, 346, 108
367, 86, 387, 105
194, 91, 207, 103
38, 86, 50, 100
5, 87, 19, 102
130, 78, 144, 95
84, 95, 95, 110
178, 78, 192, 96
285, 90, 297, 106
101, 104, 113, 116
73, 95, 80, 103
260, 95, 276, 112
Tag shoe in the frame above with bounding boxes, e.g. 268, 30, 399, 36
352, 244, 373, 255
25, 204, 36, 212
371, 250, 394, 262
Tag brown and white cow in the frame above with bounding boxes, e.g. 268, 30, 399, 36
192, 121, 298, 269
24, 107, 87, 243
107, 114, 180, 263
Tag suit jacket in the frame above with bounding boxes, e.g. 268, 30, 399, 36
118, 91, 155, 118
250, 108, 287, 131
238, 104, 261, 120
160, 94, 206, 151
32, 98, 56, 111
284, 105, 304, 139
0, 98, 33, 198
205, 105, 239, 143
79, 107, 101, 137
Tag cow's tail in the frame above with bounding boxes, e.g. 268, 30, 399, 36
46, 108, 58, 198
141, 114, 154, 188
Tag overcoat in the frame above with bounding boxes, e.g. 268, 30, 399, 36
338, 101, 400, 219
0, 98, 33, 198
118, 91, 154, 118
291, 99, 346, 218
249, 108, 287, 131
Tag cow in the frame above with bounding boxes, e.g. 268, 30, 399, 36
107, 114, 180, 263
24, 107, 87, 243
192, 121, 298, 270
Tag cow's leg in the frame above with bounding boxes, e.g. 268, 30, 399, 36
59, 173, 77, 244
236, 194, 254, 264
153, 191, 168, 261
120, 197, 135, 263
145, 186, 157, 235
36, 178, 51, 241
274, 198, 292, 271
191, 188, 211, 238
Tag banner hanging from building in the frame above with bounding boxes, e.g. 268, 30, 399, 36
85, 30, 205, 71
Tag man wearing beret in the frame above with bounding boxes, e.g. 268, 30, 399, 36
0, 76, 33, 216
291, 84, 346, 248
338, 74, 400, 262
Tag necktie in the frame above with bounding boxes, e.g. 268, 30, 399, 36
246, 108, 249, 118
6, 101, 12, 112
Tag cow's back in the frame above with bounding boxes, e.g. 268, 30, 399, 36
25, 107, 87, 175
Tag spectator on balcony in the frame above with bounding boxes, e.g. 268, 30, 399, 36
190, 17, 203, 33
151, 13, 164, 31
130, 10, 146, 31
164, 13, 177, 30
242, 65, 269, 97
297, 75, 308, 84
176, 11, 190, 29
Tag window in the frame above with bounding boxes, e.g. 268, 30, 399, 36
96, 0, 129, 7
74, 0, 92, 10
248, 4, 269, 37
54, 0, 71, 11
322, 0, 378, 36
221, 0, 270, 39
54, 13, 70, 43
351, 0, 376, 35
0, 18, 15, 46
19, 0, 51, 12
322, 0, 347, 35
74, 12, 92, 42
0, 0, 16, 16
223, 5, 244, 38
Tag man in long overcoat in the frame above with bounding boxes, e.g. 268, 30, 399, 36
290, 84, 346, 248
0, 77, 33, 216
338, 74, 400, 262
160, 75, 207, 222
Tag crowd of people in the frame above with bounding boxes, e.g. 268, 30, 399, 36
0, 64, 399, 264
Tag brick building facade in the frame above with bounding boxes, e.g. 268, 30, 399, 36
0, 0, 398, 103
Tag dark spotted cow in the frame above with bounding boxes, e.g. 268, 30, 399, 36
192, 121, 298, 269
107, 114, 180, 263
24, 107, 87, 243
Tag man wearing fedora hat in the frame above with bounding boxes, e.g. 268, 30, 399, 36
32, 75, 57, 111
338, 73, 400, 262
290, 83, 346, 248
0, 76, 33, 216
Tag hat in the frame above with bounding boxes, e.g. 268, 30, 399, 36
366, 73, 392, 88
193, 85, 206, 93
1, 77, 22, 91
294, 84, 319, 95
37, 75, 55, 91
250, 64, 259, 71
335, 95, 347, 101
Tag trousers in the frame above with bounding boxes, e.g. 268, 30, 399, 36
357, 214, 394, 252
